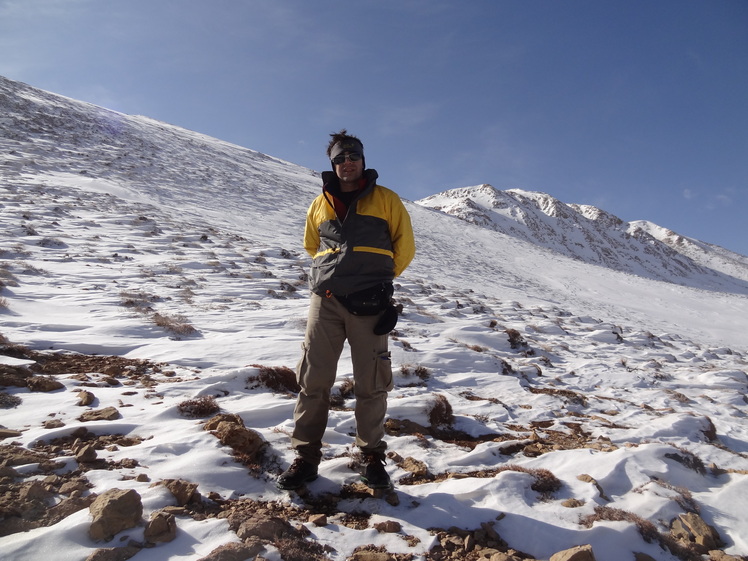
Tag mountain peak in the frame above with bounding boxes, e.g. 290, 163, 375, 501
418, 185, 748, 292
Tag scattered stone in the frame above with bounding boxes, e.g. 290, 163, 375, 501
42, 419, 65, 429
196, 540, 265, 561
550, 544, 596, 561
562, 498, 585, 508
708, 550, 744, 561
374, 520, 402, 533
79, 406, 121, 422
59, 478, 89, 496
84, 545, 142, 561
144, 510, 177, 543
0, 428, 22, 439
236, 514, 297, 541
350, 551, 395, 561
88, 488, 143, 542
309, 513, 327, 526
671, 512, 723, 553
77, 390, 96, 406
160, 478, 199, 506
0, 465, 20, 481
401, 456, 430, 477
76, 443, 98, 463
577, 474, 610, 501
26, 376, 64, 392
488, 552, 523, 561
203, 414, 266, 460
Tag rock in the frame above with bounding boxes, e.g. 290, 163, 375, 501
88, 488, 143, 542
562, 498, 585, 508
212, 421, 266, 458
76, 443, 98, 463
374, 520, 402, 533
20, 480, 52, 501
26, 376, 64, 392
161, 478, 199, 506
59, 478, 89, 496
236, 514, 297, 541
77, 390, 96, 406
196, 540, 265, 561
84, 545, 142, 561
79, 406, 121, 422
489, 553, 522, 561
550, 544, 596, 561
708, 550, 744, 561
577, 474, 610, 501
144, 511, 177, 543
633, 553, 657, 561
0, 428, 23, 439
0, 465, 20, 481
671, 512, 723, 553
401, 456, 430, 477
203, 414, 267, 460
349, 552, 395, 561
309, 513, 327, 526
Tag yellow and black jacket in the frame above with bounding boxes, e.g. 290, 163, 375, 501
304, 169, 415, 297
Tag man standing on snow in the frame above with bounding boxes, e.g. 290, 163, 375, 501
278, 130, 416, 491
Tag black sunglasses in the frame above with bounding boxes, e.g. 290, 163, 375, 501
331, 152, 363, 165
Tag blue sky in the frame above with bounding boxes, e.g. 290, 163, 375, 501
2, 0, 747, 255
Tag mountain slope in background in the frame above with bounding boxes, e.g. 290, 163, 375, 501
417, 185, 748, 292
2, 75, 748, 561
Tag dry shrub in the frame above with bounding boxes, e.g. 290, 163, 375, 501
400, 364, 430, 381
0, 391, 23, 408
152, 312, 197, 336
428, 394, 454, 427
330, 378, 354, 409
505, 328, 527, 349
338, 378, 354, 399
665, 446, 706, 475
501, 465, 562, 496
120, 290, 160, 314
178, 395, 220, 418
247, 364, 300, 394
0, 268, 19, 287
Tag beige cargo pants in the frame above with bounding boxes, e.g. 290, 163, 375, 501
292, 292, 394, 465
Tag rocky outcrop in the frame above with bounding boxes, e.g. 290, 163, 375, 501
203, 413, 267, 460
671, 512, 724, 553
88, 488, 143, 542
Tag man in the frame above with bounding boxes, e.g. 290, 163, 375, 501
278, 130, 415, 490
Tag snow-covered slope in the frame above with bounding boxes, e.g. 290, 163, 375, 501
418, 185, 748, 292
2, 75, 748, 561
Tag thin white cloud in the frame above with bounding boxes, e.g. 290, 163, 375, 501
683, 188, 697, 200
375, 102, 442, 137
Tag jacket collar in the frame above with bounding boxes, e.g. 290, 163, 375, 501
321, 168, 379, 199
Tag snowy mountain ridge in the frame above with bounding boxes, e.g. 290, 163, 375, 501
417, 185, 748, 292
3, 75, 747, 296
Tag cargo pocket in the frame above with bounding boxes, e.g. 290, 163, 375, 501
296, 342, 309, 386
377, 350, 394, 392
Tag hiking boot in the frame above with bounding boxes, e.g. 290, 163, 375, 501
277, 458, 318, 490
362, 453, 391, 489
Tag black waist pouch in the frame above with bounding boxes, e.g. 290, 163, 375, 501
335, 282, 394, 316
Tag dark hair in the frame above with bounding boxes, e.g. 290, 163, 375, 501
326, 129, 364, 158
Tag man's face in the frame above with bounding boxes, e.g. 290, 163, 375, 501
333, 152, 364, 184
